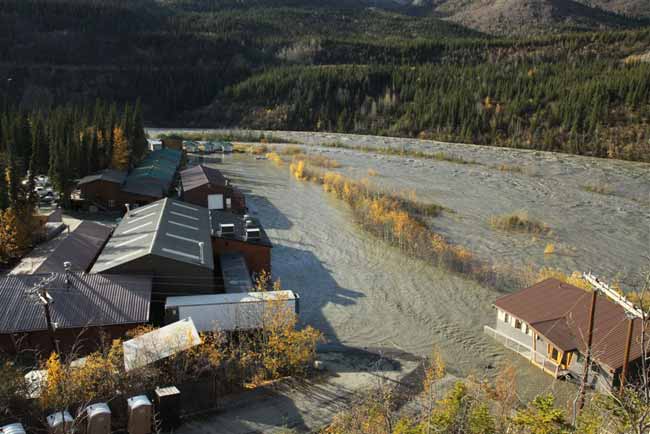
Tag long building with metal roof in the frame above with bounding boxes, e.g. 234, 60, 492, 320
32, 221, 113, 274
121, 148, 183, 201
0, 273, 151, 354
91, 198, 216, 298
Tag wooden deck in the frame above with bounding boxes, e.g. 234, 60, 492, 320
484, 326, 567, 378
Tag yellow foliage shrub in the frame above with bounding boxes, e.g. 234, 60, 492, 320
266, 152, 283, 165
535, 267, 592, 290
290, 159, 306, 180
279, 145, 303, 156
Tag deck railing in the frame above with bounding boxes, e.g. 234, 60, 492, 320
484, 325, 566, 378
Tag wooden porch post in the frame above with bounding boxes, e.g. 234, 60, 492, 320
532, 332, 537, 361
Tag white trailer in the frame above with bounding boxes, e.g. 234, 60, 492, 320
164, 290, 300, 332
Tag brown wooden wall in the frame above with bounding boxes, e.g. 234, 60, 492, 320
162, 138, 183, 150
183, 185, 246, 213
80, 180, 124, 209
212, 238, 271, 275
0, 323, 143, 355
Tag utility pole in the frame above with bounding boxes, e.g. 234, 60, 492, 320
584, 273, 646, 396
578, 287, 598, 411
620, 313, 636, 395
27, 274, 60, 354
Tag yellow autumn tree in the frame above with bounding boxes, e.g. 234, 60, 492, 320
0, 208, 32, 263
40, 353, 71, 411
111, 127, 130, 170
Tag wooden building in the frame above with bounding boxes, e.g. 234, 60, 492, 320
77, 169, 127, 210
485, 278, 645, 392
0, 273, 151, 354
210, 210, 272, 278
161, 137, 183, 150
180, 164, 246, 213
77, 149, 183, 210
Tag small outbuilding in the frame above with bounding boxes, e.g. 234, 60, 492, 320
180, 164, 246, 213
210, 210, 272, 278
0, 273, 152, 354
77, 169, 127, 210
161, 137, 183, 151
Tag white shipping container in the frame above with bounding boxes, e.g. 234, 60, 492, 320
165, 291, 299, 332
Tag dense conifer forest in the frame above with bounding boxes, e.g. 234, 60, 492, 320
1, 0, 649, 161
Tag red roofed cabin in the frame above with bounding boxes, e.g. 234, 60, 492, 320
485, 278, 645, 392
181, 165, 246, 213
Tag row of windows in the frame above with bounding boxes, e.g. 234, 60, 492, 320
502, 311, 531, 335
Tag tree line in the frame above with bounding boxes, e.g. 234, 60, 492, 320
0, 100, 146, 265
224, 59, 650, 162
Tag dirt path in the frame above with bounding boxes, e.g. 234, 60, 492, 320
178, 350, 422, 434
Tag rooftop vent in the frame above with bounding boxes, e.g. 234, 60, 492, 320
219, 223, 235, 236
245, 228, 261, 241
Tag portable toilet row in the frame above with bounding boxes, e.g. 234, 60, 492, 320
43, 395, 152, 434
0, 424, 26, 434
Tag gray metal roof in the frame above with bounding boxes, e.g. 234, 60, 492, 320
34, 221, 113, 274
121, 181, 165, 199
219, 253, 253, 293
210, 211, 273, 248
91, 198, 214, 273
0, 273, 151, 333
180, 165, 227, 192
78, 169, 127, 186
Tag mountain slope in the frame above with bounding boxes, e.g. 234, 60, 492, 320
392, 0, 645, 34
575, 0, 650, 18
433, 0, 638, 35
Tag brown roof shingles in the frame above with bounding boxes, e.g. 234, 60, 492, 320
495, 278, 644, 371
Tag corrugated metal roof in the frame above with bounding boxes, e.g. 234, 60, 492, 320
495, 278, 644, 371
34, 221, 113, 274
180, 165, 227, 192
121, 149, 182, 198
210, 210, 273, 248
91, 198, 214, 273
78, 169, 127, 186
219, 253, 253, 293
0, 273, 151, 333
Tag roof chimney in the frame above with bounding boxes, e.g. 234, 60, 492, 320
125, 203, 131, 216
63, 261, 72, 289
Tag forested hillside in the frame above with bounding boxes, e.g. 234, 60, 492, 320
1, 0, 650, 161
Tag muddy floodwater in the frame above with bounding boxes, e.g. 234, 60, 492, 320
152, 128, 649, 396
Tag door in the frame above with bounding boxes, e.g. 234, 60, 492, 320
208, 194, 224, 210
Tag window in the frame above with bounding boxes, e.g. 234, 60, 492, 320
504, 313, 510, 324
551, 348, 559, 361
515, 319, 522, 330
524, 324, 530, 335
